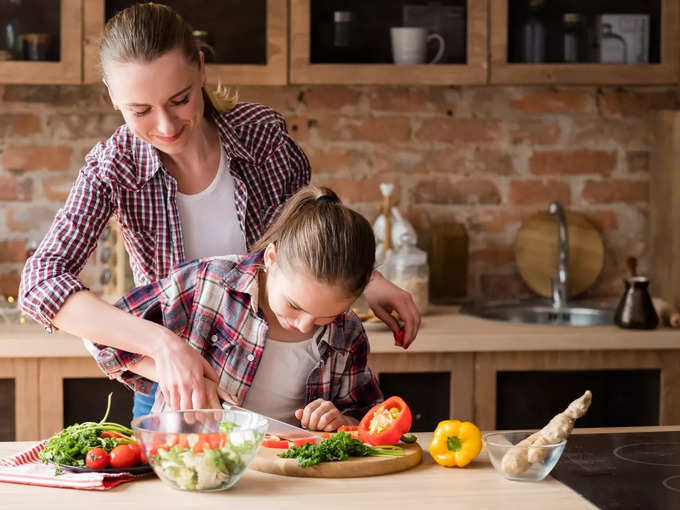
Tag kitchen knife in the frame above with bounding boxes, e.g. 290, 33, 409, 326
222, 403, 314, 440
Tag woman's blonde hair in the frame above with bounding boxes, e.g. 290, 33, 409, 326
252, 186, 376, 298
100, 2, 237, 112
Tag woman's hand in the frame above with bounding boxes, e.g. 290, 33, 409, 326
152, 330, 219, 410
295, 399, 357, 431
363, 271, 420, 349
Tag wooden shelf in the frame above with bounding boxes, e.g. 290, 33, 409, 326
290, 0, 488, 85
83, 0, 287, 85
0, 0, 82, 85
490, 0, 680, 85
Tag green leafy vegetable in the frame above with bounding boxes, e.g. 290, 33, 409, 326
278, 431, 405, 467
39, 393, 136, 471
400, 434, 418, 443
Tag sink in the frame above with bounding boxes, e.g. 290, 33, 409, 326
466, 301, 615, 326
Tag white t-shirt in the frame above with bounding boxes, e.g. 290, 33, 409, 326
242, 336, 321, 425
176, 147, 247, 261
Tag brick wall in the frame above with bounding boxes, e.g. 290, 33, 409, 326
1, 84, 677, 302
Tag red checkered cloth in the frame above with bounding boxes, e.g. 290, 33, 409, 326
0, 440, 150, 490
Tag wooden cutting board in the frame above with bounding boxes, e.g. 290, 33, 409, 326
249, 442, 423, 478
515, 211, 605, 298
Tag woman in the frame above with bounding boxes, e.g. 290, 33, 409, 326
18, 3, 420, 416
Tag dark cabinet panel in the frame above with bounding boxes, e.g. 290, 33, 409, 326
496, 370, 660, 429
63, 378, 134, 427
379, 372, 449, 432
0, 379, 15, 441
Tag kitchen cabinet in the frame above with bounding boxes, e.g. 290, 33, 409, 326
490, 0, 680, 84
0, 0, 82, 84
289, 0, 488, 85
83, 0, 287, 85
0, 359, 38, 441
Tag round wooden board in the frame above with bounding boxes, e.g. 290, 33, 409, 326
515, 211, 605, 298
249, 442, 423, 478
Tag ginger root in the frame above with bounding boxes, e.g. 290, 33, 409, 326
500, 390, 592, 476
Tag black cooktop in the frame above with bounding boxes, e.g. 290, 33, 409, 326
550, 431, 680, 510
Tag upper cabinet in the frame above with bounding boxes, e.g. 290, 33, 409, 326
290, 0, 488, 85
0, 0, 82, 84
84, 0, 287, 85
490, 0, 679, 84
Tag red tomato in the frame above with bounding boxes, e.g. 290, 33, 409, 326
127, 443, 143, 466
109, 444, 137, 468
85, 447, 110, 469
100, 431, 123, 439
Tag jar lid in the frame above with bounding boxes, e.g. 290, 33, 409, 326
563, 13, 581, 23
334, 11, 353, 22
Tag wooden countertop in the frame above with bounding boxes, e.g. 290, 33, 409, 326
2, 306, 679, 358
2, 426, 678, 509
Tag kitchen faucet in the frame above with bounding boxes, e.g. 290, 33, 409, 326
548, 201, 568, 309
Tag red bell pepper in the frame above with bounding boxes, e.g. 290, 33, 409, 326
358, 396, 412, 446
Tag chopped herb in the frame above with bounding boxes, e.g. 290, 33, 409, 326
278, 431, 405, 467
400, 434, 418, 444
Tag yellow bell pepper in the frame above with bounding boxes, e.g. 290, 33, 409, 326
429, 420, 482, 467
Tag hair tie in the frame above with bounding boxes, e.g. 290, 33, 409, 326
316, 195, 339, 205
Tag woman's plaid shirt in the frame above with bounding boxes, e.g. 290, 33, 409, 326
90, 252, 383, 419
19, 102, 310, 329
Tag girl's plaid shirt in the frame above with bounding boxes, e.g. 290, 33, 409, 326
89, 252, 383, 420
19, 101, 310, 330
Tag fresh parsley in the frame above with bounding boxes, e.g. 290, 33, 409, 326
278, 431, 405, 467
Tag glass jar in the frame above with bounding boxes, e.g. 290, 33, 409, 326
599, 23, 627, 63
384, 233, 430, 314
521, 0, 545, 63
562, 13, 583, 63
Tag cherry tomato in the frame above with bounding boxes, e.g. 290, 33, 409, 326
85, 447, 110, 469
100, 431, 123, 439
127, 443, 143, 466
109, 444, 136, 468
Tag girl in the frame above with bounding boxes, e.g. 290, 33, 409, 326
88, 186, 382, 429
18, 3, 418, 417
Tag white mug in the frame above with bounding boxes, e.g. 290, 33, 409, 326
390, 27, 445, 65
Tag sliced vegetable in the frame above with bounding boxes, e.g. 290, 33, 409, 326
85, 447, 110, 469
393, 328, 405, 346
429, 420, 482, 468
292, 437, 317, 448
358, 396, 412, 446
262, 438, 290, 449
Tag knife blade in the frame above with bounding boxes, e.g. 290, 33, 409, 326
222, 403, 314, 440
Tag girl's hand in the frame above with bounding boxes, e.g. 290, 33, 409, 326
295, 399, 357, 431
203, 377, 237, 409
152, 329, 219, 410
363, 271, 421, 349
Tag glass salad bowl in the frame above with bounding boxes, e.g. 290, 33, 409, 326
131, 409, 267, 492
484, 431, 566, 482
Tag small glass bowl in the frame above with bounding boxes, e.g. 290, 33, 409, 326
132, 409, 267, 492
484, 431, 566, 482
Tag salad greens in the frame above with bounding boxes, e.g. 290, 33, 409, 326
39, 393, 136, 470
151, 422, 263, 491
278, 430, 405, 467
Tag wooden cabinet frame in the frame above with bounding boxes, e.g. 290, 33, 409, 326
0, 359, 39, 441
490, 0, 680, 84
83, 0, 287, 85
474, 350, 680, 430
0, 0, 82, 84
290, 0, 488, 85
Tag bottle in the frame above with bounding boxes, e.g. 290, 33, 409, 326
430, 223, 468, 304
562, 13, 582, 63
599, 23, 627, 63
521, 0, 545, 63
384, 233, 430, 315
